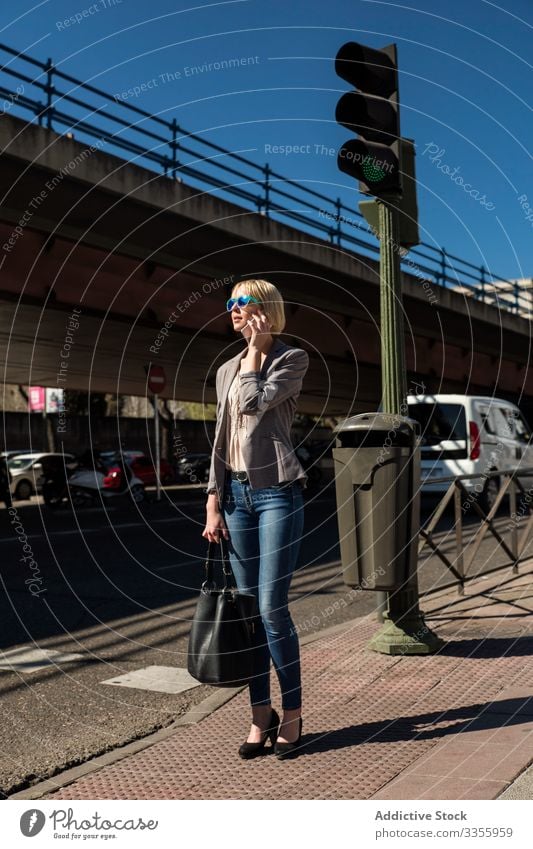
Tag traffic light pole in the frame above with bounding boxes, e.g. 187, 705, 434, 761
368, 194, 443, 655
378, 194, 406, 413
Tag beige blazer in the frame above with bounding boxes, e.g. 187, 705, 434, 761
207, 337, 309, 501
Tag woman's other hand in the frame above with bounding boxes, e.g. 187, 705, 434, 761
202, 504, 230, 543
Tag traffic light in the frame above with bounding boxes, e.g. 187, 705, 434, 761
335, 41, 402, 196
359, 139, 420, 249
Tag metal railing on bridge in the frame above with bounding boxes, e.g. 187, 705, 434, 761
0, 42, 529, 316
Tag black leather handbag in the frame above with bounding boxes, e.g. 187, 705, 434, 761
187, 539, 258, 687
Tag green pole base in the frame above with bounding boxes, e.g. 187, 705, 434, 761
367, 611, 445, 655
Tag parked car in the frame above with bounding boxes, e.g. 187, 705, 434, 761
100, 449, 144, 463
98, 451, 174, 486
1, 450, 33, 460
407, 394, 533, 512
128, 454, 175, 485
7, 452, 75, 500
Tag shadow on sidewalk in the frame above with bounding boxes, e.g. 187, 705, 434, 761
294, 696, 533, 757
291, 634, 533, 757
426, 589, 533, 619
435, 635, 533, 657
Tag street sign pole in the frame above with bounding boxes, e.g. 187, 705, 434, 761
154, 393, 161, 502
145, 364, 167, 504
368, 194, 443, 655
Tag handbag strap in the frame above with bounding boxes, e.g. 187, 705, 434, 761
204, 538, 234, 591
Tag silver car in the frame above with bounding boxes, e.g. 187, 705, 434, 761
8, 453, 75, 501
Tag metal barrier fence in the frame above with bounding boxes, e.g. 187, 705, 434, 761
0, 42, 529, 316
420, 467, 533, 594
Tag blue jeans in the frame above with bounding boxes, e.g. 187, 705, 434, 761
222, 476, 305, 710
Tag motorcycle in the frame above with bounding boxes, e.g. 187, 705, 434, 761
42, 454, 145, 509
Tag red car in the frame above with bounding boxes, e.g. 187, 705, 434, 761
128, 454, 175, 486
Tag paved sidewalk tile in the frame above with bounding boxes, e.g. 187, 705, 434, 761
402, 740, 532, 782
37, 565, 533, 800
371, 774, 509, 800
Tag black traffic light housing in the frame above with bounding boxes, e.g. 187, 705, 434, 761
359, 139, 420, 250
335, 41, 402, 196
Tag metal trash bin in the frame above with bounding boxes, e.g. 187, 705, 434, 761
333, 412, 421, 591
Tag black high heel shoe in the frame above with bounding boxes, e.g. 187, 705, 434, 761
238, 708, 280, 759
274, 717, 303, 759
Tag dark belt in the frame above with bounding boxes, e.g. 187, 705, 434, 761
227, 470, 298, 489
228, 470, 249, 483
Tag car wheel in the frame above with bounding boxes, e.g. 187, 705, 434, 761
131, 484, 145, 503
15, 480, 33, 501
479, 475, 499, 514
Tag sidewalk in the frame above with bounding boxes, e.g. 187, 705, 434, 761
14, 562, 533, 801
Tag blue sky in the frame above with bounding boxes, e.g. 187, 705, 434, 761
2, 0, 532, 283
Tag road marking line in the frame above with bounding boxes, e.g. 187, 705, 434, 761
154, 560, 200, 572
0, 647, 85, 674
0, 515, 193, 543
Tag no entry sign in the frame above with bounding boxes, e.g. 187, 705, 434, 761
146, 364, 166, 395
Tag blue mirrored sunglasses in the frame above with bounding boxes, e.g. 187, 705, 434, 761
226, 294, 261, 312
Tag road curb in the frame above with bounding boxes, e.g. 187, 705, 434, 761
7, 619, 355, 801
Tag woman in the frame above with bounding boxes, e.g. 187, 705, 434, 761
202, 279, 309, 760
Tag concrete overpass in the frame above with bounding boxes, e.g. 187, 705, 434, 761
1, 114, 531, 416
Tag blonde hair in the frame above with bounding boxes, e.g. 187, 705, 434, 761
232, 279, 286, 335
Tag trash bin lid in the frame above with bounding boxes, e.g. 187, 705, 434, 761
334, 412, 419, 440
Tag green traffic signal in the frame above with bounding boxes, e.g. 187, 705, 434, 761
359, 139, 420, 250
362, 156, 387, 183
337, 138, 401, 194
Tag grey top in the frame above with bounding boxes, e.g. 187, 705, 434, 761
207, 337, 309, 502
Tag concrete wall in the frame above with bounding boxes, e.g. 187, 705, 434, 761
1, 412, 216, 458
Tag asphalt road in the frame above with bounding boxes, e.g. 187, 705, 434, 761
0, 482, 530, 796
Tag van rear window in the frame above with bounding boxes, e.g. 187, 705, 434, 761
408, 403, 467, 444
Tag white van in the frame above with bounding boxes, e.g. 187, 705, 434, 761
406, 394, 533, 511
